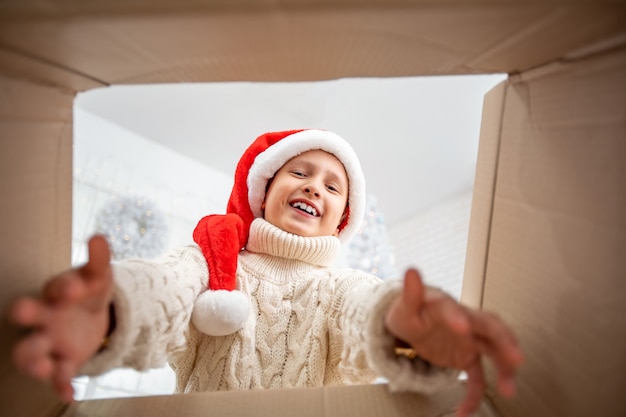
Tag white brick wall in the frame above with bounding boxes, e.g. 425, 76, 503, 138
72, 107, 232, 266
388, 192, 473, 301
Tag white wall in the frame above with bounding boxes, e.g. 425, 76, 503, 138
77, 74, 506, 227
72, 106, 233, 265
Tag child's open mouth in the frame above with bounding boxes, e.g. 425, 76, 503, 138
290, 201, 319, 217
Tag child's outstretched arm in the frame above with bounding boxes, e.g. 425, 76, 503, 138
385, 269, 523, 417
8, 235, 114, 402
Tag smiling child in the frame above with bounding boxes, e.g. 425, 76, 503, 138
9, 129, 522, 417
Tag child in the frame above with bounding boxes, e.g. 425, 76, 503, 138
9, 129, 522, 417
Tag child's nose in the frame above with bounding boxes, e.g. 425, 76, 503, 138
304, 185, 320, 197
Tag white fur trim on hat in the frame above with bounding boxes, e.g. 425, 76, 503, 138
247, 129, 366, 244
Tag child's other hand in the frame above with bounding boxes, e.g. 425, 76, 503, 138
385, 269, 523, 417
7, 235, 114, 403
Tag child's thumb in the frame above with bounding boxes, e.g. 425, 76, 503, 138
402, 268, 425, 313
84, 235, 111, 276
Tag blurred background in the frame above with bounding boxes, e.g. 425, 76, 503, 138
71, 73, 506, 399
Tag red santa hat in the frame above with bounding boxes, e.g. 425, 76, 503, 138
191, 129, 366, 336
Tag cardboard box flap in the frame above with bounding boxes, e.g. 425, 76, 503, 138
1, 4, 625, 84
0, 66, 74, 313
0, 47, 104, 93
0, 0, 621, 17
0, 62, 74, 417
479, 47, 626, 417
466, 6, 626, 73
461, 81, 507, 309
60, 383, 500, 417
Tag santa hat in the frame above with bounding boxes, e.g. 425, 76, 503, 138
191, 129, 366, 336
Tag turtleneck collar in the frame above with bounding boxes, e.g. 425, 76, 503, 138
244, 218, 341, 268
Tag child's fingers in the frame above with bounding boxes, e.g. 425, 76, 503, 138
435, 298, 471, 336
475, 339, 518, 397
406, 274, 470, 336
82, 235, 111, 279
497, 373, 517, 398
79, 235, 113, 311
42, 273, 84, 304
402, 268, 425, 314
457, 360, 486, 417
467, 311, 522, 398
52, 360, 77, 403
469, 311, 523, 368
8, 297, 46, 327
415, 289, 471, 338
28, 355, 55, 381
12, 333, 53, 380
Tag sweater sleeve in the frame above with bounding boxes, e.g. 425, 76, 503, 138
330, 271, 459, 393
79, 245, 208, 376
361, 278, 460, 393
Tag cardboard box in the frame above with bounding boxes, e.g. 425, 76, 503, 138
1, 2, 624, 417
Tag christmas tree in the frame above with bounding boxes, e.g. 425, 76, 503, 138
345, 195, 396, 279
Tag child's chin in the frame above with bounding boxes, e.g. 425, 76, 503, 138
281, 222, 316, 237
272, 217, 331, 238
285, 226, 312, 237
287, 226, 334, 239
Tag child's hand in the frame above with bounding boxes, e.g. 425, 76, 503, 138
385, 269, 523, 417
8, 235, 114, 403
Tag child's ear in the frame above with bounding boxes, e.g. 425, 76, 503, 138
339, 207, 348, 224
334, 208, 348, 236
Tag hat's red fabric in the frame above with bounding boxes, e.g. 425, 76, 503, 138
193, 129, 304, 292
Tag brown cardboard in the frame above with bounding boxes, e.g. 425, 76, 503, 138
60, 383, 500, 417
0, 65, 74, 417
460, 81, 507, 310
1, 5, 625, 84
0, 2, 625, 417
478, 48, 626, 417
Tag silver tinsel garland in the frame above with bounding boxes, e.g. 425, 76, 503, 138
94, 195, 169, 260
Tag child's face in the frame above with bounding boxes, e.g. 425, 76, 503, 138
263, 149, 349, 238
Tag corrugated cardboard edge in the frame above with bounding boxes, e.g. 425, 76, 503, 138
60, 383, 503, 417
482, 45, 626, 417
460, 80, 507, 309
0, 45, 96, 417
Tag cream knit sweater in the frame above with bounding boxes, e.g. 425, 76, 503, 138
82, 219, 458, 393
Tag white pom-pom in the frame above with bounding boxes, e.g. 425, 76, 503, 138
191, 290, 250, 336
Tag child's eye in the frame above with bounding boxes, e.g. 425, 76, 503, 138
327, 185, 338, 193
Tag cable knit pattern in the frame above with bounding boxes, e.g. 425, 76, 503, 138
80, 218, 457, 394
364, 280, 461, 393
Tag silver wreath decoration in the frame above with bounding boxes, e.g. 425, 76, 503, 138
94, 195, 169, 260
